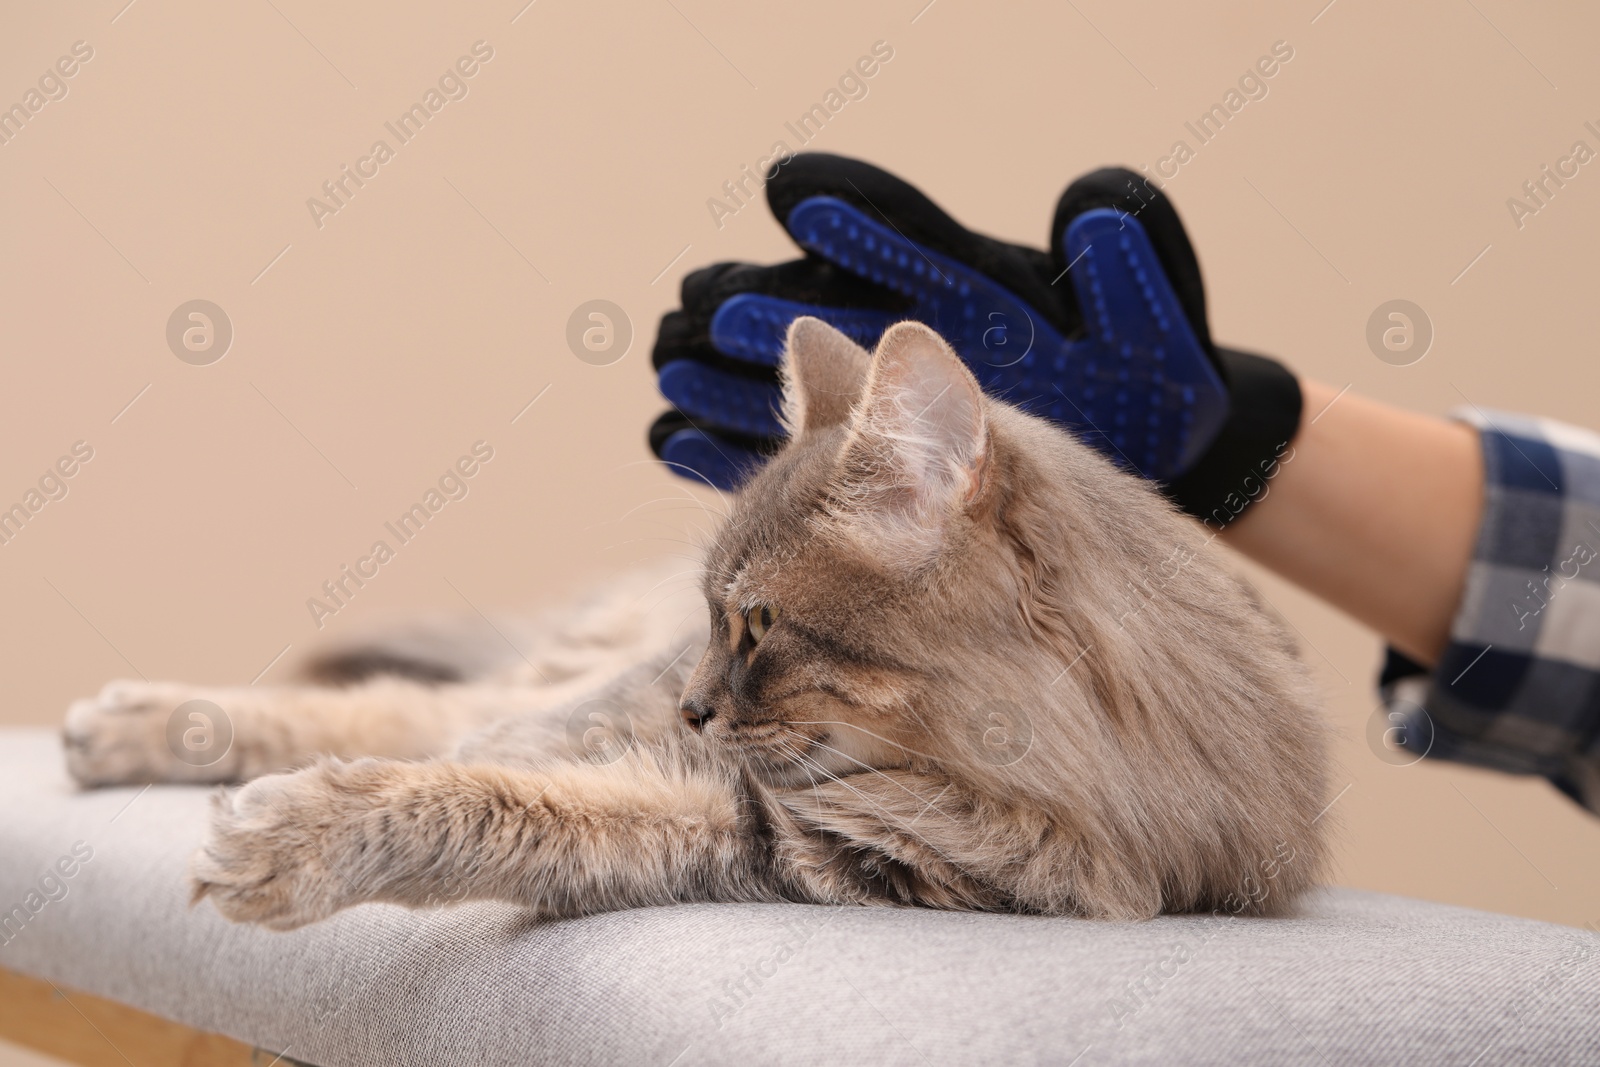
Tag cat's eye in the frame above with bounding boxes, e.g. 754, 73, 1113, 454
745, 604, 779, 644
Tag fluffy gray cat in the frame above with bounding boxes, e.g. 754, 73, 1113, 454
63, 318, 1327, 928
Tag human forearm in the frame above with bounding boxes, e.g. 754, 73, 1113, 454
1219, 379, 1484, 666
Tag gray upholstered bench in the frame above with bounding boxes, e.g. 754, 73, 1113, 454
1, 727, 1595, 1066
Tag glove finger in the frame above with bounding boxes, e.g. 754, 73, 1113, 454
1051, 168, 1213, 355
710, 294, 898, 367
785, 194, 1064, 401
652, 309, 771, 379
651, 309, 699, 371
656, 258, 909, 372
767, 153, 1068, 333
680, 258, 901, 317
656, 359, 786, 439
652, 296, 896, 376
1061, 209, 1229, 476
648, 411, 772, 492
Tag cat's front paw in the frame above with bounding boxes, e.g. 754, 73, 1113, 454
190, 761, 366, 930
63, 680, 241, 787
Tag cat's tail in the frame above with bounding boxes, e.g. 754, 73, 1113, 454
299, 615, 534, 686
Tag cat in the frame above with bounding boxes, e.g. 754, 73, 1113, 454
62, 317, 1328, 929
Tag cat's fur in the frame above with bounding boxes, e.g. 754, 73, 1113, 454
62, 318, 1328, 929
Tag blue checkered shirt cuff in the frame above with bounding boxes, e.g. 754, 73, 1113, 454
1379, 407, 1600, 814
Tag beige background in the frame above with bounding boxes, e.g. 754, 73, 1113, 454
2, 0, 1597, 988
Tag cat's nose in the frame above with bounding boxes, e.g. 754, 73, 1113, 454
680, 698, 717, 731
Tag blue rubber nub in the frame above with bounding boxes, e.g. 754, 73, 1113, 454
1058, 209, 1229, 476
710, 294, 897, 367
657, 427, 763, 491
658, 360, 784, 439
780, 197, 1230, 480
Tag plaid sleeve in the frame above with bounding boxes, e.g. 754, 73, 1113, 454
1379, 407, 1600, 814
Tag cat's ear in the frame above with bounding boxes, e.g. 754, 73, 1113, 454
837, 321, 990, 556
779, 317, 871, 437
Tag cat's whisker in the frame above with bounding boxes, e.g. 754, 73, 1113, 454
629, 568, 707, 608
660, 605, 712, 649
774, 729, 966, 847
800, 735, 947, 819
774, 733, 881, 799
775, 730, 840, 778
596, 535, 708, 556
783, 754, 838, 843
778, 738, 834, 843
775, 729, 830, 772
771, 738, 816, 779
590, 487, 732, 527
779, 748, 988, 889
771, 737, 834, 800
783, 721, 940, 763
886, 691, 934, 736
805, 737, 955, 823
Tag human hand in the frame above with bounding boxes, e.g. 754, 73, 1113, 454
649, 153, 1233, 492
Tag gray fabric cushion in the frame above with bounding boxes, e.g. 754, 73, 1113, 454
0, 727, 1595, 1066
